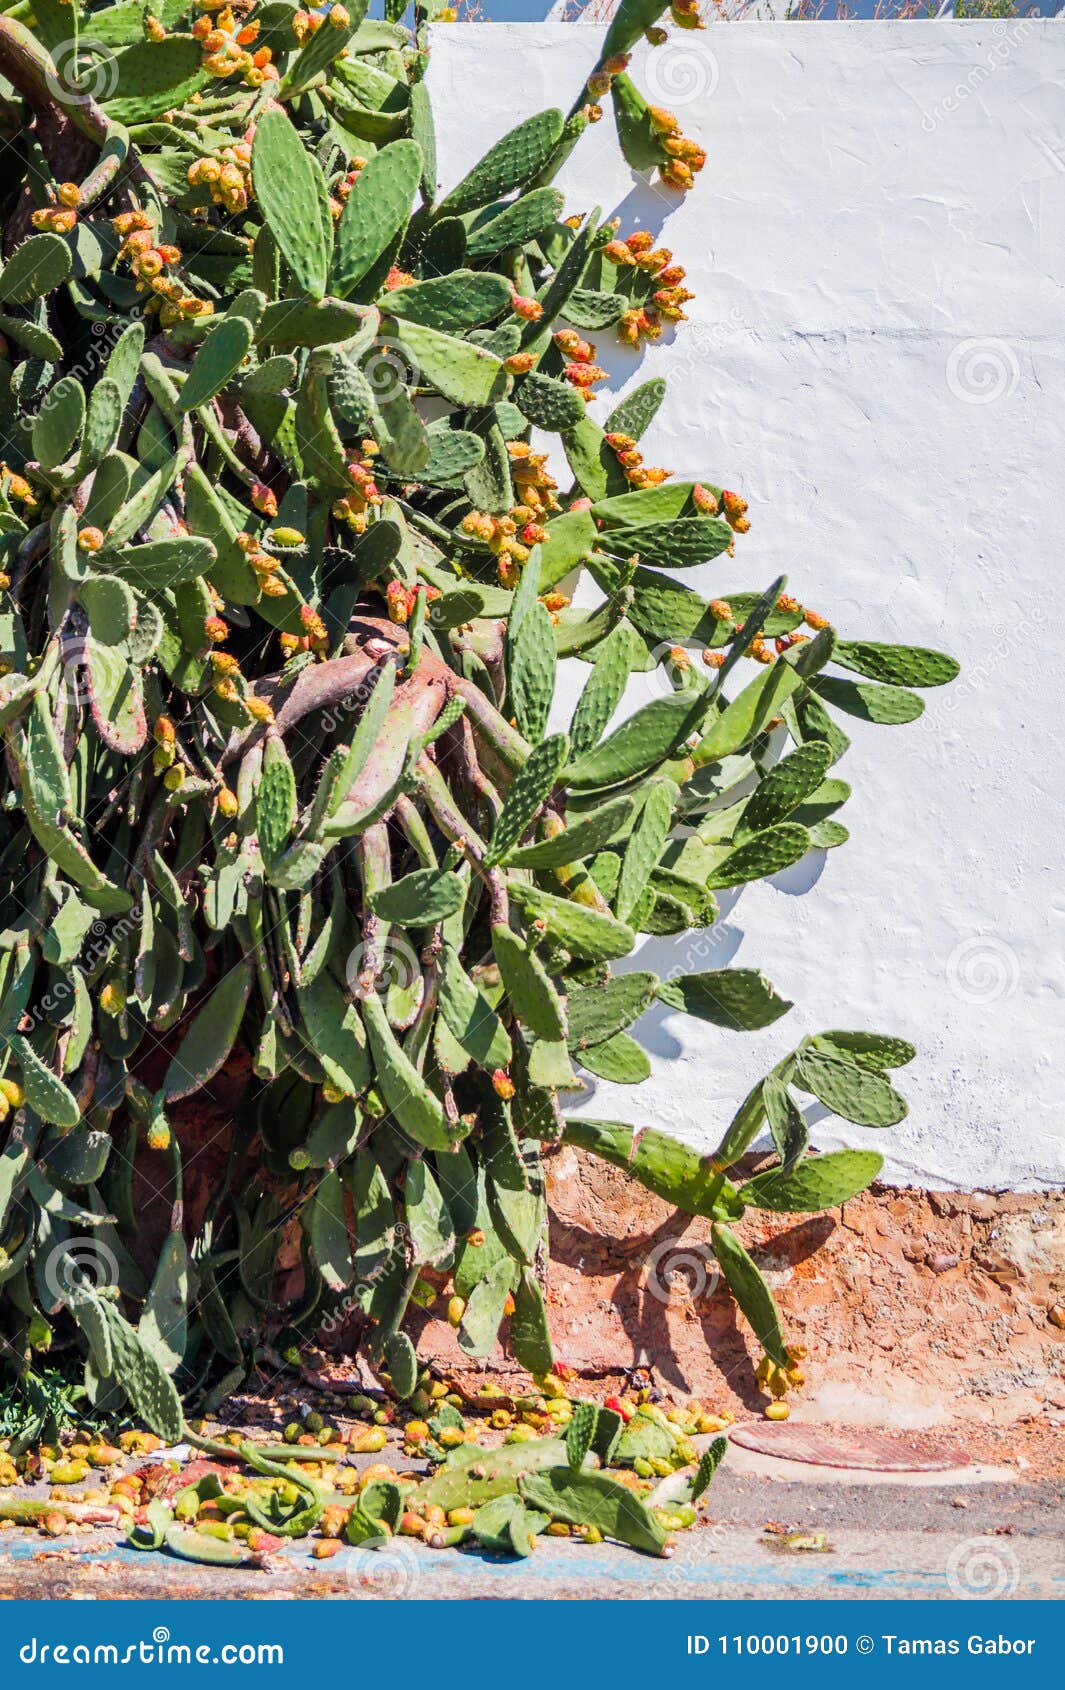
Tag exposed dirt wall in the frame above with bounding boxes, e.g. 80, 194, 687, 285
416, 1148, 1065, 1456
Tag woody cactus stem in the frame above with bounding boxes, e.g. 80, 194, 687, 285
0, 0, 958, 1436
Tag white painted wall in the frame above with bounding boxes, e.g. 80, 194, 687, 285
429, 22, 1065, 1190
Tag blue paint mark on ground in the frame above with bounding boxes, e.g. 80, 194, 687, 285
6, 1527, 1058, 1598
0, 1535, 966, 1593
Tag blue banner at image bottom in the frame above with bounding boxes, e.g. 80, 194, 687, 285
4, 1601, 1055, 1685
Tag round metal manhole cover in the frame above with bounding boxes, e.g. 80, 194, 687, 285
728, 1422, 971, 1472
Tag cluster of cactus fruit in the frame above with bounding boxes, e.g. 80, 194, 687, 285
0, 0, 958, 1459
0, 1378, 732, 1563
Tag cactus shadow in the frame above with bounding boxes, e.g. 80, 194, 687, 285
630, 917, 747, 985
605, 180, 678, 246
545, 1205, 766, 1407
565, 178, 683, 393
749, 1214, 837, 1273
620, 1277, 769, 1412
549, 1191, 840, 1408
799, 1099, 836, 1133
768, 850, 829, 898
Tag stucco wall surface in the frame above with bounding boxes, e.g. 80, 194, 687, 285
428, 23, 1065, 1190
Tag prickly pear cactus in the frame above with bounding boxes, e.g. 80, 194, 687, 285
0, 0, 957, 1435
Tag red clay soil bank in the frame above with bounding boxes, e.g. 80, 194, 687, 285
138, 1067, 1064, 1476
413, 1147, 1065, 1474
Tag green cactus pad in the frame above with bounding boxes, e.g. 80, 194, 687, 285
439, 109, 565, 214
705, 824, 812, 889
695, 662, 803, 767
388, 316, 508, 407
504, 796, 631, 869
509, 882, 636, 962
252, 108, 333, 301
561, 290, 626, 331
577, 1032, 650, 1084
605, 379, 667, 441
362, 991, 457, 1152
258, 297, 379, 347
616, 780, 675, 923
520, 1467, 668, 1556
567, 971, 658, 1050
298, 971, 370, 1098
177, 313, 257, 413
812, 675, 925, 725
742, 1149, 884, 1213
796, 1048, 909, 1127
602, 516, 734, 571
563, 1118, 725, 1219
334, 139, 422, 298
404, 1155, 456, 1268
566, 690, 706, 791
741, 742, 834, 835
762, 1075, 808, 1174
492, 924, 567, 1042
711, 1222, 789, 1366
833, 641, 960, 688
368, 868, 466, 925
486, 732, 568, 866
465, 188, 566, 259
515, 372, 587, 433
656, 969, 792, 1031
0, 233, 72, 305
386, 270, 512, 330
811, 1030, 917, 1070
509, 1272, 554, 1375
163, 963, 251, 1102
102, 1301, 184, 1443
421, 424, 486, 484
32, 376, 84, 471
103, 38, 207, 126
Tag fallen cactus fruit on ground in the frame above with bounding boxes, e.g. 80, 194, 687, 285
0, 1384, 730, 1563
0, 0, 957, 1446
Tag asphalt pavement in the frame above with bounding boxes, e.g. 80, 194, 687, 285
2, 1470, 1060, 1601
